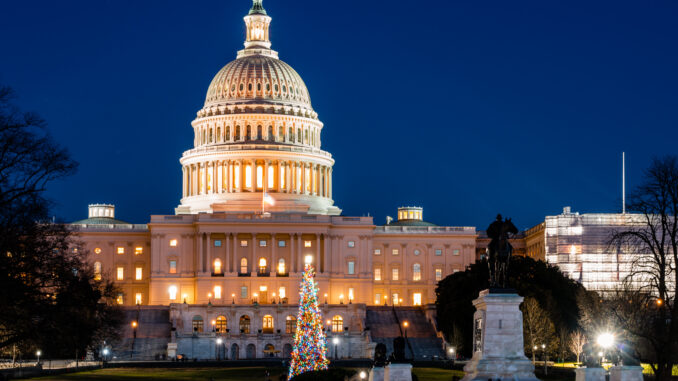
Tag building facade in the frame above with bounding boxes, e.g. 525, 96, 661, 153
70, 0, 476, 360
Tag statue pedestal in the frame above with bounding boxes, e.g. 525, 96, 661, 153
461, 290, 539, 381
610, 366, 643, 381
384, 363, 412, 381
369, 367, 385, 381
575, 367, 606, 381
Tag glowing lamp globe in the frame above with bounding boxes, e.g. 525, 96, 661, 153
597, 333, 614, 348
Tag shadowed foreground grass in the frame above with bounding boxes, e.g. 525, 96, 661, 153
30, 367, 464, 381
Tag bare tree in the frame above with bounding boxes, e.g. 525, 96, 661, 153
522, 297, 556, 362
568, 330, 586, 364
609, 156, 678, 381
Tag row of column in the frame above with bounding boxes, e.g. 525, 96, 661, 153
195, 124, 319, 149
197, 233, 327, 275
182, 160, 332, 199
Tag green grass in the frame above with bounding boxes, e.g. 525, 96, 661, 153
412, 367, 463, 380
30, 367, 286, 381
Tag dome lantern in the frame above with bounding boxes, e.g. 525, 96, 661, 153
242, 0, 273, 54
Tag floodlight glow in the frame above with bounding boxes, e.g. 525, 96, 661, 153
102, 349, 109, 355
597, 333, 614, 348
448, 347, 455, 354
216, 338, 223, 345
304, 255, 313, 264
360, 371, 367, 379
332, 337, 340, 345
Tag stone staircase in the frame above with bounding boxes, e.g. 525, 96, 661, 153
365, 306, 445, 360
113, 306, 171, 360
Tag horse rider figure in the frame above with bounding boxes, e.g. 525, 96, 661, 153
486, 214, 518, 288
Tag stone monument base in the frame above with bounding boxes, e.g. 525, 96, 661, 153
384, 363, 412, 381
369, 367, 385, 381
610, 366, 643, 381
575, 367, 606, 381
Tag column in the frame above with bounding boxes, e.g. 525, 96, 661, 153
323, 234, 329, 274
251, 233, 257, 275
328, 168, 333, 199
250, 160, 256, 192
182, 167, 186, 198
225, 233, 231, 273
301, 162, 307, 195
197, 232, 204, 274
315, 234, 321, 273
290, 234, 296, 274
215, 161, 221, 194
233, 234, 238, 273
263, 160, 269, 193
297, 234, 303, 272
291, 162, 296, 194
271, 232, 277, 275
205, 233, 211, 273
227, 160, 233, 193
277, 161, 282, 193
239, 160, 244, 192
203, 161, 208, 195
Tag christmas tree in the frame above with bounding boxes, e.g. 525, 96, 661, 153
288, 257, 329, 380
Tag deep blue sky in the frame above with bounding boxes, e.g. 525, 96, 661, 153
1, 0, 677, 229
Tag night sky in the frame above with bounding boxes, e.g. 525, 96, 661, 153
1, 0, 677, 229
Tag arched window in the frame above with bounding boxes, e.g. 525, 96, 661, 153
331, 315, 343, 333
216, 315, 227, 333
278, 126, 284, 141
297, 128, 301, 142
277, 258, 286, 275
288, 127, 293, 142
285, 316, 296, 334
268, 126, 273, 141
248, 83, 252, 92
216, 127, 221, 142
304, 129, 308, 144
213, 258, 222, 274
235, 125, 241, 140
240, 258, 248, 274
94, 261, 102, 280
246, 125, 251, 140
262, 315, 274, 333
226, 126, 231, 141
245, 165, 252, 188
209, 128, 213, 143
413, 263, 421, 281
268, 166, 274, 188
201, 129, 206, 145
256, 165, 263, 189
257, 125, 262, 140
259, 258, 267, 274
192, 315, 204, 333
280, 166, 286, 189
240, 315, 251, 334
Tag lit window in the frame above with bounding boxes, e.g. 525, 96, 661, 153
170, 239, 178, 247
348, 241, 355, 248
256, 165, 263, 189
286, 316, 296, 334
392, 293, 399, 305
240, 258, 248, 274
135, 293, 142, 305
413, 264, 421, 281
374, 249, 381, 255
268, 166, 274, 188
168, 285, 178, 300
435, 249, 442, 256
214, 258, 222, 274
413, 293, 422, 306
263, 315, 274, 333
117, 247, 125, 255
392, 249, 399, 256
280, 166, 286, 188
216, 315, 227, 333
278, 259, 286, 274
169, 260, 177, 274
214, 240, 222, 247
234, 165, 240, 188
414, 249, 420, 256
192, 316, 204, 333
240, 240, 248, 247
348, 288, 354, 302
245, 165, 252, 188
279, 286, 286, 299
278, 240, 286, 247
240, 315, 251, 334
135, 246, 143, 255
94, 247, 102, 254
375, 293, 382, 304
348, 261, 355, 275
374, 268, 382, 281
259, 258, 267, 273
214, 285, 222, 299
453, 249, 460, 256
259, 240, 267, 247
304, 241, 312, 248
435, 268, 442, 281
241, 286, 248, 299
135, 267, 143, 280
117, 267, 124, 281
116, 293, 124, 305
94, 262, 102, 280
392, 268, 399, 281
331, 315, 343, 332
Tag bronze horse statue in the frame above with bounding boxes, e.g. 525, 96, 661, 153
486, 214, 518, 288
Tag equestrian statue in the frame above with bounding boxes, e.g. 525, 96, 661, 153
486, 214, 518, 288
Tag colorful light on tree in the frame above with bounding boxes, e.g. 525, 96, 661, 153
288, 261, 329, 379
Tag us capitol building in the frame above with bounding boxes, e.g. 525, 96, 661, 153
71, 0, 476, 360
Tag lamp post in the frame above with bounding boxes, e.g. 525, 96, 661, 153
324, 293, 328, 304
541, 343, 547, 375
448, 347, 455, 365
359, 370, 367, 379
596, 332, 614, 365
232, 293, 235, 304
102, 348, 109, 367
216, 338, 223, 360
532, 345, 537, 365
332, 337, 340, 360
131, 320, 138, 359
36, 350, 41, 365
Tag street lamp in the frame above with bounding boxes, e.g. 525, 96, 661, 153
541, 344, 547, 375
359, 370, 367, 379
232, 293, 236, 304
332, 337, 340, 359
36, 350, 41, 364
324, 293, 328, 304
402, 321, 409, 337
448, 347, 455, 364
596, 332, 614, 365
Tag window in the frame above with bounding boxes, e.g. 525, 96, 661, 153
278, 240, 286, 247
453, 249, 460, 256
374, 268, 382, 281
170, 239, 178, 247
94, 247, 102, 254
392, 293, 399, 305
240, 258, 248, 274
94, 262, 102, 281
192, 316, 204, 333
169, 260, 177, 274
259, 240, 267, 247
116, 293, 124, 305
168, 285, 178, 300
214, 240, 222, 247
347, 261, 355, 275
117, 267, 124, 281
413, 264, 421, 281
268, 166, 274, 187
117, 247, 125, 254
348, 288, 354, 302
304, 241, 312, 248
259, 258, 267, 274
435, 249, 442, 256
280, 166, 285, 188
375, 293, 382, 305
135, 293, 142, 305
216, 315, 227, 333
214, 285, 222, 299
240, 240, 248, 247
279, 286, 286, 299
392, 249, 399, 256
263, 315, 274, 333
256, 165, 263, 189
135, 267, 143, 280
135, 246, 143, 255
331, 315, 343, 332
414, 249, 420, 256
245, 165, 252, 187
392, 268, 399, 281
347, 241, 355, 248
213, 258, 222, 274
240, 315, 251, 334
435, 268, 443, 281
241, 286, 248, 299
277, 259, 286, 274
374, 249, 381, 255
413, 293, 422, 306
286, 316, 296, 334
